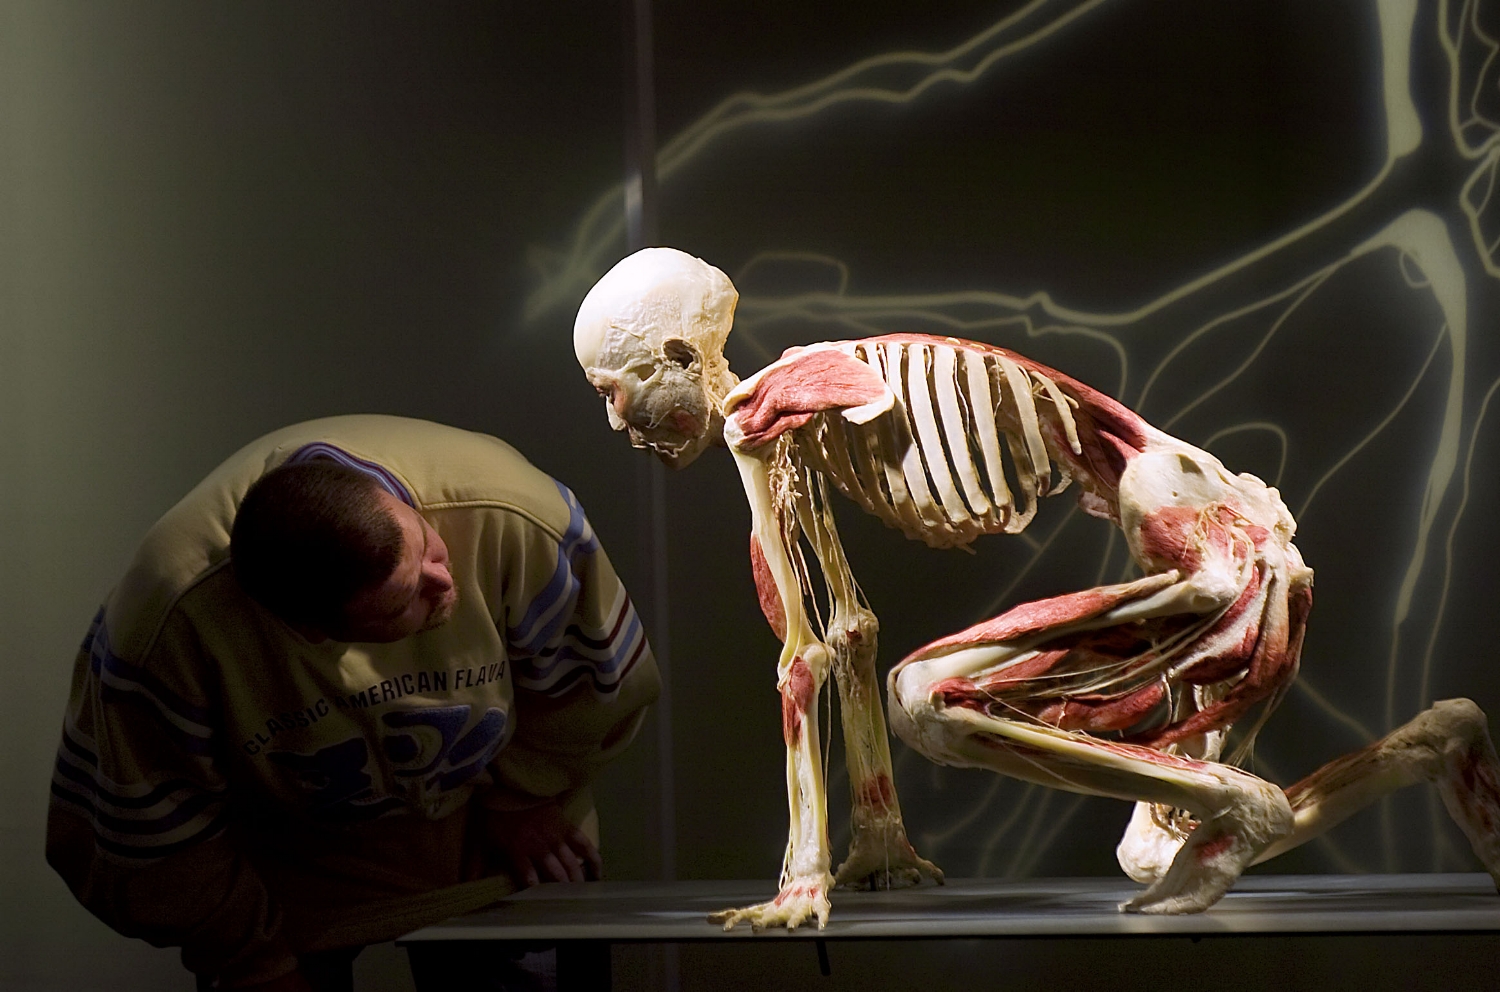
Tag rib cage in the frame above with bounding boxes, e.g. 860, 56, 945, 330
799, 339, 1083, 550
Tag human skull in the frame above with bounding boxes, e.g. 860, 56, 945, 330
574, 247, 740, 468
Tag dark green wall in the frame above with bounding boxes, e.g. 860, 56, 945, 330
5, 1, 1499, 988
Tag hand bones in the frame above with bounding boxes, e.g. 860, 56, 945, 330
575, 246, 1500, 927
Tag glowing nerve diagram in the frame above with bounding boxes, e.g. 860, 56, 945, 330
573, 245, 1500, 930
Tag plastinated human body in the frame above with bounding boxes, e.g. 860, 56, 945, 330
575, 247, 1500, 929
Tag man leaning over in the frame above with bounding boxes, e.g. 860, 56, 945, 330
47, 415, 660, 989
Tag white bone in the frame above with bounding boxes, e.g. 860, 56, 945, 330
962, 351, 1015, 529
996, 356, 1051, 498
573, 247, 736, 383
849, 421, 898, 523
815, 415, 873, 513
873, 400, 929, 540
886, 343, 951, 538
933, 344, 993, 521
835, 341, 897, 424
574, 247, 740, 467
1038, 374, 1084, 456
1117, 801, 1193, 884
904, 342, 971, 529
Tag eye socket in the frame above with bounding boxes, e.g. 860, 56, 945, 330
661, 339, 698, 369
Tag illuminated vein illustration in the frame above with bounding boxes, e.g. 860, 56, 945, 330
543, 0, 1500, 876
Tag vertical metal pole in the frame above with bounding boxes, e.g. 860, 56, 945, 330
622, 2, 679, 988
622, 0, 658, 251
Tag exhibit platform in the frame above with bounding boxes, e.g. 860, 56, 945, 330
398, 873, 1500, 989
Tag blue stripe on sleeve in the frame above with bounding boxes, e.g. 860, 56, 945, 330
52, 747, 225, 812
507, 479, 650, 698
49, 786, 233, 860
85, 615, 215, 730
49, 778, 226, 837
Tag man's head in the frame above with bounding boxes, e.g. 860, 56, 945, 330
231, 461, 457, 643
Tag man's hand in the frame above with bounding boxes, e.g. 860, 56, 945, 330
477, 802, 603, 887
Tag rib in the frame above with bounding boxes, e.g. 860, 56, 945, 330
794, 339, 1086, 548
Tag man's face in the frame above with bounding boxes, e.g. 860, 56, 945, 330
335, 491, 458, 643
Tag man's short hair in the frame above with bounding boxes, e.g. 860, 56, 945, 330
230, 461, 404, 631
